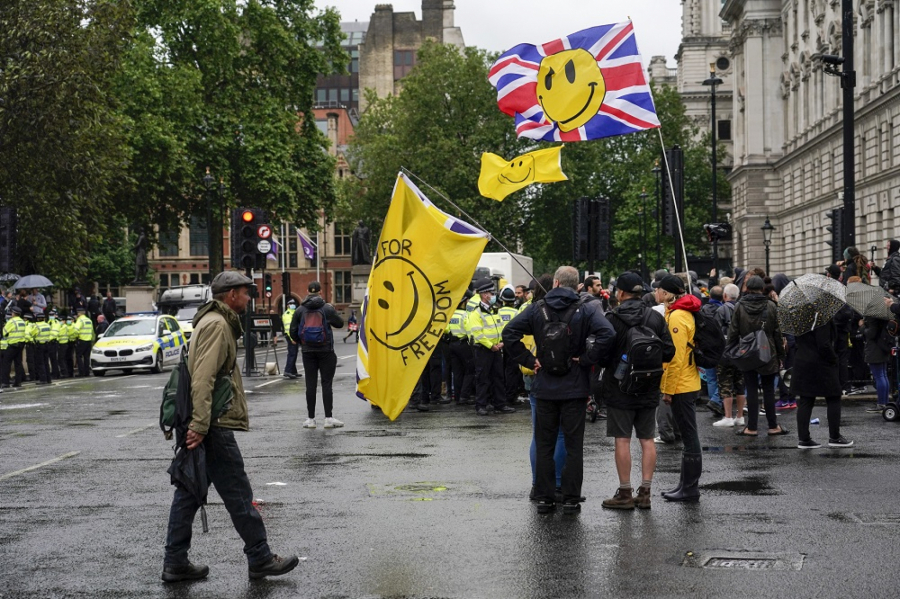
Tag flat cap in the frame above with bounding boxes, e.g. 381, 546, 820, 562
474, 278, 494, 294
211, 271, 253, 294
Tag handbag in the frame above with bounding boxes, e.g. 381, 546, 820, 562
723, 328, 772, 372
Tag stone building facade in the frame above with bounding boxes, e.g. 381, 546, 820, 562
722, 0, 900, 276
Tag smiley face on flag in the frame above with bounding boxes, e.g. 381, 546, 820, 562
488, 22, 661, 142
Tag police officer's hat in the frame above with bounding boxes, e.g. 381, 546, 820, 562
10, 305, 22, 315
474, 278, 494, 294
49, 309, 58, 316
499, 285, 516, 303
287, 299, 297, 307
35, 312, 46, 319
22, 312, 33, 320
75, 307, 86, 313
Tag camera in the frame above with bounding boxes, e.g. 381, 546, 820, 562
822, 54, 844, 66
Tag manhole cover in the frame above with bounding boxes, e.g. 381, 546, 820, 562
367, 481, 482, 499
682, 550, 804, 571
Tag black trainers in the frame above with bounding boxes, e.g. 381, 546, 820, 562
493, 405, 516, 414
828, 437, 854, 448
797, 439, 821, 449
161, 562, 209, 583
415, 402, 431, 412
866, 405, 885, 413
249, 554, 300, 580
536, 501, 556, 514
476, 407, 490, 416
562, 502, 581, 514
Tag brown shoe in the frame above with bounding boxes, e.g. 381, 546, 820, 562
635, 486, 652, 509
601, 487, 635, 510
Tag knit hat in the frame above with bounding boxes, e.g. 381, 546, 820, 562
658, 274, 686, 295
890, 240, 900, 254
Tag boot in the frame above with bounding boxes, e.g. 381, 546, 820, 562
662, 453, 701, 502
635, 486, 652, 509
601, 487, 635, 510
661, 464, 684, 497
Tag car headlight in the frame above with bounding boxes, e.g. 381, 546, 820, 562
136, 343, 154, 352
91, 349, 103, 355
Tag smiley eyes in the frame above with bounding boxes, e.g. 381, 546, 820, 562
378, 281, 394, 309
545, 59, 577, 90
518, 160, 523, 167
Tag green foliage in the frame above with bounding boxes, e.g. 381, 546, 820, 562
87, 227, 137, 290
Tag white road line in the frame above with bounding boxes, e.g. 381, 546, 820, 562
255, 379, 282, 388
0, 451, 80, 482
338, 355, 355, 360
116, 423, 156, 438
0, 403, 47, 410
100, 374, 137, 382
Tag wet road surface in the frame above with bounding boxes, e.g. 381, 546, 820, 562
1, 342, 898, 598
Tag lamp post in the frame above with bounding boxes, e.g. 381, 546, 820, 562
702, 63, 723, 286
651, 161, 661, 270
202, 167, 215, 282
639, 191, 648, 282
761, 217, 775, 275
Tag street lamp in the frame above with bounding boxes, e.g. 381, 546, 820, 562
651, 161, 661, 270
639, 190, 648, 282
761, 217, 775, 274
702, 63, 723, 286
202, 167, 215, 282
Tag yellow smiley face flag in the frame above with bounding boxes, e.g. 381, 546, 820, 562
356, 172, 489, 420
477, 146, 568, 201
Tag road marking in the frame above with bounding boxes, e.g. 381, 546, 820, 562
0, 451, 80, 482
0, 403, 47, 410
255, 379, 282, 389
116, 422, 156, 438
338, 355, 355, 360
100, 374, 137, 382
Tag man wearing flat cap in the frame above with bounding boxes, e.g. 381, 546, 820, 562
163, 271, 299, 583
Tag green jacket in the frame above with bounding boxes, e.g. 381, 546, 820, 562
188, 300, 247, 435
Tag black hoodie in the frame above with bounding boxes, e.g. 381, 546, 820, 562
727, 293, 784, 374
289, 294, 344, 352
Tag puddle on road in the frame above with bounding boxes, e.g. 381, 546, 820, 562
818, 452, 881, 459
107, 410, 127, 416
703, 445, 793, 453
66, 422, 97, 427
701, 478, 777, 495
343, 430, 408, 437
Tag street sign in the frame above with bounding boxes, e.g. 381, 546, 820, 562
257, 224, 272, 239
265, 291, 272, 298
257, 239, 271, 253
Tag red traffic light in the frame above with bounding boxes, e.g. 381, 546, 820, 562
241, 210, 254, 223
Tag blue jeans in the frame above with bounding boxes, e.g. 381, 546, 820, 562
164, 428, 271, 567
869, 362, 890, 405
529, 394, 565, 487
699, 367, 720, 405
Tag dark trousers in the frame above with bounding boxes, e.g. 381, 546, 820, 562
301, 351, 337, 418
416, 349, 442, 404
48, 341, 60, 378
64, 344, 75, 378
75, 340, 91, 376
26, 344, 36, 381
535, 398, 585, 503
797, 396, 842, 442
57, 344, 70, 377
164, 428, 271, 567
284, 341, 299, 376
503, 350, 522, 405
448, 339, 473, 401
1, 344, 24, 386
34, 343, 49, 383
472, 345, 504, 409
670, 391, 701, 455
836, 343, 850, 392
746, 372, 778, 431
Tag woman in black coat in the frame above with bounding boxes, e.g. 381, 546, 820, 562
792, 320, 853, 448
863, 317, 892, 410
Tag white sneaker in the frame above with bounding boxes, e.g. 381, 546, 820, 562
735, 417, 745, 427
302, 418, 316, 429
323, 417, 344, 429
713, 417, 735, 427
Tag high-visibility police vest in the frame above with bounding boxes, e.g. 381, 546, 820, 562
466, 306, 503, 350
518, 299, 532, 314
35, 321, 52, 343
448, 309, 468, 339
65, 322, 77, 343
466, 295, 480, 313
497, 305, 518, 331
2, 316, 27, 345
282, 308, 295, 340
76, 315, 94, 342
51, 320, 64, 343
25, 321, 38, 343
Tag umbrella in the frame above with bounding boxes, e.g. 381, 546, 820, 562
0, 273, 20, 283
846, 282, 893, 320
776, 273, 847, 335
10, 274, 54, 290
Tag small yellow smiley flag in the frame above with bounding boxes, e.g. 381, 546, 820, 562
356, 172, 489, 420
477, 146, 568, 201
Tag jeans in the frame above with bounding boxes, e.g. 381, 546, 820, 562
797, 396, 842, 441
869, 362, 890, 405
534, 398, 585, 503
669, 392, 701, 455
284, 341, 299, 376
699, 367, 720, 405
529, 394, 565, 487
164, 428, 271, 567
745, 372, 778, 431
301, 351, 337, 418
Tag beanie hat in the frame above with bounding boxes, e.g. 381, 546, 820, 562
658, 274, 685, 295
890, 240, 900, 254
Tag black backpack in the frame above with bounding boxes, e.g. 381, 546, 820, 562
615, 309, 665, 394
535, 298, 582, 376
690, 306, 726, 369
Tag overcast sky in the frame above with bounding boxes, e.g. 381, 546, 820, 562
314, 1, 684, 69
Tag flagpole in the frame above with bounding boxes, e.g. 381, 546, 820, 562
400, 167, 546, 294
280, 222, 286, 312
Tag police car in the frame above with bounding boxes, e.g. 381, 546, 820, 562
90, 313, 186, 376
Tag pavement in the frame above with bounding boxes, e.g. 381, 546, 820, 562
1, 340, 899, 598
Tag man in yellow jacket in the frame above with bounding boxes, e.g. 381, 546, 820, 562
656, 274, 703, 503
466, 278, 516, 416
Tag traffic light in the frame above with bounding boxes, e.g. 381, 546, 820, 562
231, 207, 271, 270
572, 197, 611, 263
281, 271, 290, 298
264, 273, 273, 298
825, 208, 844, 263
0, 207, 16, 273
573, 197, 590, 262
594, 197, 611, 262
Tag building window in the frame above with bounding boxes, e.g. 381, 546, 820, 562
717, 120, 732, 141
352, 89, 359, 102
158, 228, 179, 257
350, 50, 359, 73
334, 226, 351, 256
328, 88, 337, 103
189, 273, 200, 285
335, 270, 352, 304
394, 50, 416, 80
316, 119, 328, 136
340, 88, 350, 102
158, 273, 169, 289
189, 215, 208, 257
316, 88, 327, 104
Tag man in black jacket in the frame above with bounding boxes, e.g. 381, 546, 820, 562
877, 239, 900, 290
289, 281, 344, 429
598, 273, 675, 510
503, 265, 616, 514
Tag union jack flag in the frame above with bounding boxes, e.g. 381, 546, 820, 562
488, 22, 660, 142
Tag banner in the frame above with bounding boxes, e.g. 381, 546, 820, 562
478, 146, 567, 201
356, 173, 489, 420
298, 230, 316, 261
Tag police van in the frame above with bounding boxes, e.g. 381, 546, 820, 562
90, 313, 186, 376
157, 285, 211, 343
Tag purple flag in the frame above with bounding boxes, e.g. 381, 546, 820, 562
266, 239, 278, 262
298, 231, 316, 261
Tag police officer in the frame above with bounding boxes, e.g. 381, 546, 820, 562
55, 311, 70, 378
465, 285, 480, 313
447, 292, 475, 404
74, 307, 94, 377
465, 278, 516, 416
33, 312, 52, 384
47, 309, 62, 379
64, 314, 77, 377
1, 306, 27, 387
497, 285, 523, 406
23, 311, 37, 382
281, 300, 300, 380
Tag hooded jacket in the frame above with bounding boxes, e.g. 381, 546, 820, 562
659, 294, 702, 395
863, 316, 892, 364
289, 294, 344, 352
188, 300, 247, 435
502, 286, 616, 401
726, 292, 785, 374
601, 298, 675, 410
791, 321, 841, 397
